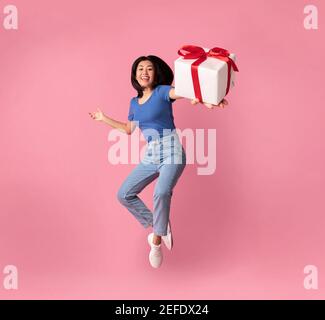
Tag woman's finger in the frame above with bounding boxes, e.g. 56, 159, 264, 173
204, 103, 214, 109
191, 98, 199, 105
220, 99, 228, 106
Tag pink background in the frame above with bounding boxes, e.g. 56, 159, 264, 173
1, 0, 324, 299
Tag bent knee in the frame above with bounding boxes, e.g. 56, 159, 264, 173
117, 188, 127, 204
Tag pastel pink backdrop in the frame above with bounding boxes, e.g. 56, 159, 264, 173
0, 0, 324, 299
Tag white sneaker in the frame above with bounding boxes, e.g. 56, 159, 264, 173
147, 233, 163, 268
162, 220, 173, 250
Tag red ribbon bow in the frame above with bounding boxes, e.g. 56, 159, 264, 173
177, 45, 239, 103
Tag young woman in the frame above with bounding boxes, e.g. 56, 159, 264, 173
89, 55, 227, 268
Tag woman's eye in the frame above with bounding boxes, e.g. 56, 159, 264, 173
138, 68, 152, 72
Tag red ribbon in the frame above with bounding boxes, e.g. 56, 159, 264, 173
177, 45, 239, 103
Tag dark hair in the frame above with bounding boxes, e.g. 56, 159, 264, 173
131, 55, 174, 98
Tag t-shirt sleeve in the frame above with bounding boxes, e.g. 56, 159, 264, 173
157, 85, 176, 103
128, 99, 134, 121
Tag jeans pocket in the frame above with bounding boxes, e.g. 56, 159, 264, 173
164, 144, 185, 165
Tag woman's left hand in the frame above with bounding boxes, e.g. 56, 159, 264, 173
190, 98, 228, 109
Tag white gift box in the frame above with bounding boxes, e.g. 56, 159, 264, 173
174, 47, 237, 105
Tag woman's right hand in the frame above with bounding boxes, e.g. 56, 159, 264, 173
191, 98, 228, 109
89, 107, 105, 121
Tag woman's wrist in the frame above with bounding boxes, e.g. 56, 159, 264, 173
101, 114, 108, 122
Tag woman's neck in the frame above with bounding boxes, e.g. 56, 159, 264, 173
142, 86, 153, 96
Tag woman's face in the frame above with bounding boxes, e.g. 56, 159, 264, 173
136, 60, 155, 90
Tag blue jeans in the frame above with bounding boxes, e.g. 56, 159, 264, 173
117, 130, 186, 236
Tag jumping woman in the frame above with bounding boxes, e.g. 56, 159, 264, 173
89, 55, 227, 268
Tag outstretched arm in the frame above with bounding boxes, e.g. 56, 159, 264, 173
169, 87, 183, 100
169, 87, 228, 109
89, 107, 136, 135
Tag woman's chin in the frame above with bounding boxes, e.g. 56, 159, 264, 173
140, 83, 153, 90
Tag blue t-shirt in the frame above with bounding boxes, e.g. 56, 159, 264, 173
128, 85, 176, 142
